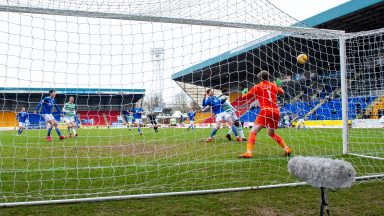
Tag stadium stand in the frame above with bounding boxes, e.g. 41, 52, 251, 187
237, 96, 378, 123
201, 96, 250, 124
201, 115, 215, 124
172, 1, 384, 126
27, 113, 43, 126
0, 88, 145, 128
104, 111, 121, 125
192, 112, 212, 124
78, 111, 107, 126
370, 96, 384, 119
240, 108, 260, 123
0, 112, 17, 127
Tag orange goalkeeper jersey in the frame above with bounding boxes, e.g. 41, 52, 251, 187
242, 80, 284, 110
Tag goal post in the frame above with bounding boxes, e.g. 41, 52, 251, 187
0, 5, 344, 35
339, 36, 349, 155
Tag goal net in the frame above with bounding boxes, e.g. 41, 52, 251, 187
0, 0, 382, 205
346, 29, 384, 163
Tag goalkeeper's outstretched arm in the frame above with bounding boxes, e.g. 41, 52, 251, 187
241, 86, 257, 100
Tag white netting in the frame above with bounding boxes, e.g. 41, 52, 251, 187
0, 0, 382, 205
0, 0, 299, 26
346, 29, 384, 163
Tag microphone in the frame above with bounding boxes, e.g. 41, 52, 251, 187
288, 156, 356, 189
288, 156, 356, 216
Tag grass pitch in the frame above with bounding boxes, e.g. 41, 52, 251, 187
0, 127, 383, 207
2, 180, 384, 216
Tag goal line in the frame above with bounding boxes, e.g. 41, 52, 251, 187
349, 153, 384, 161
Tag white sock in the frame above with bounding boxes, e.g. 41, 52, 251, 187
72, 127, 77, 135
228, 128, 233, 135
238, 127, 245, 138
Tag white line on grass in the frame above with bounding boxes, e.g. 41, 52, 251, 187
349, 153, 384, 160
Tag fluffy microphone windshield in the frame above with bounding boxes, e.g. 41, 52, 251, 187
288, 156, 356, 189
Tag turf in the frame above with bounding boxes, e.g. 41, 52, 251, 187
0, 127, 383, 205
2, 180, 384, 216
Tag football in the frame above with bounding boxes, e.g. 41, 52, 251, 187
297, 53, 309, 64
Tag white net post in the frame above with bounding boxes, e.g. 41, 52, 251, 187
340, 36, 349, 155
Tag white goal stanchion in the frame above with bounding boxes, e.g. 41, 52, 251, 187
340, 36, 348, 155
0, 0, 383, 206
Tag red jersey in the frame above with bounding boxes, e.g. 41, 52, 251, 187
243, 81, 284, 110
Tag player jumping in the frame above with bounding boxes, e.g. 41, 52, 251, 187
34, 89, 65, 141
131, 102, 144, 135
219, 90, 246, 141
187, 108, 196, 131
62, 96, 78, 138
202, 89, 242, 142
239, 70, 292, 158
16, 107, 28, 135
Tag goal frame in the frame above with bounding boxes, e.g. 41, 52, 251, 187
1, 4, 384, 207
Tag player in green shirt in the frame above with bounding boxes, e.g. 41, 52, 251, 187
62, 96, 78, 138
126, 111, 133, 130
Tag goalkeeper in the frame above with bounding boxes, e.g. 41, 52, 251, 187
239, 71, 292, 158
62, 96, 78, 138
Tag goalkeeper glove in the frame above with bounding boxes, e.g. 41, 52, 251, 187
275, 78, 282, 87
241, 88, 248, 95
241, 88, 248, 99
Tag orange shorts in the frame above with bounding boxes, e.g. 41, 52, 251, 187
256, 109, 280, 129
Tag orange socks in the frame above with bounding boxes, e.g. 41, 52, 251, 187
270, 133, 287, 149
246, 131, 257, 152
246, 131, 287, 153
